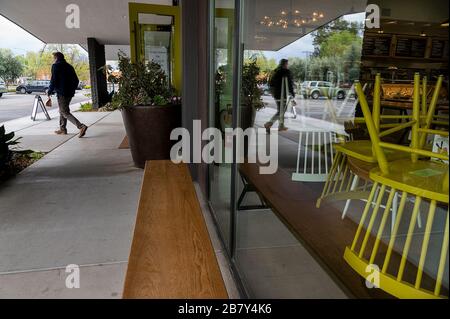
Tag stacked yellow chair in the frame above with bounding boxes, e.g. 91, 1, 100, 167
344, 74, 449, 299
316, 74, 445, 222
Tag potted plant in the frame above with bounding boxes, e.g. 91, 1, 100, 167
215, 59, 265, 133
240, 57, 265, 130
111, 52, 181, 168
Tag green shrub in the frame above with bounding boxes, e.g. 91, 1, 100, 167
111, 52, 175, 110
79, 102, 94, 112
0, 126, 42, 181
0, 125, 19, 170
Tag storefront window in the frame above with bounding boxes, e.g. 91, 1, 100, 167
208, 0, 236, 251
208, 0, 449, 298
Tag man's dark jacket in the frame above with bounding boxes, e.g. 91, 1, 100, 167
48, 59, 79, 98
269, 67, 295, 99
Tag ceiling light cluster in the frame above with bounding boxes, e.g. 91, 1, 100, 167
260, 10, 324, 29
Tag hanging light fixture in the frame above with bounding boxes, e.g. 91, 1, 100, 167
260, 0, 325, 29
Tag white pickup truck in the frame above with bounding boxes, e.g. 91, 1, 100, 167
0, 81, 7, 98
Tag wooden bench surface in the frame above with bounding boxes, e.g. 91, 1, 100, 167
122, 160, 228, 299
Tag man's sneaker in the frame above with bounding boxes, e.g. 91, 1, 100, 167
54, 129, 67, 135
278, 125, 288, 132
78, 125, 88, 138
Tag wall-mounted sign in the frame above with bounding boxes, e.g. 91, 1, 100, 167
395, 37, 427, 58
430, 39, 446, 59
362, 35, 391, 56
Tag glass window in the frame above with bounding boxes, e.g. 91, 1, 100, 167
139, 14, 174, 86
234, 0, 370, 298
221, 0, 450, 299
208, 0, 236, 251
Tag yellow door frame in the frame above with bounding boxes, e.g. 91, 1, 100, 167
129, 2, 182, 92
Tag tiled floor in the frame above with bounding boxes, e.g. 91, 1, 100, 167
234, 201, 348, 299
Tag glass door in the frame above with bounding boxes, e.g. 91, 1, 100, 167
208, 0, 236, 252
129, 3, 181, 92
141, 23, 173, 85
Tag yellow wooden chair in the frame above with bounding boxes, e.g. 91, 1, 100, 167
341, 75, 446, 221
344, 74, 449, 299
317, 74, 445, 218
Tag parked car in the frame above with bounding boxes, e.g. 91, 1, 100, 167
16, 80, 51, 94
0, 81, 7, 98
300, 81, 347, 100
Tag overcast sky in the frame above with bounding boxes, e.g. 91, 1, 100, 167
0, 15, 45, 54
0, 14, 87, 56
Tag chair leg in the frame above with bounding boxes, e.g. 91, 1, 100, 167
391, 191, 398, 232
316, 151, 342, 208
342, 175, 359, 220
391, 192, 423, 231
372, 185, 380, 209
417, 209, 423, 229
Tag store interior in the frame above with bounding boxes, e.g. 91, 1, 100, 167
209, 0, 449, 298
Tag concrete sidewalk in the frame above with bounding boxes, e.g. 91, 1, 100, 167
0, 109, 240, 299
2, 101, 96, 153
0, 110, 143, 298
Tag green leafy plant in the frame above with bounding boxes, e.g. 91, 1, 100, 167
111, 52, 176, 109
241, 57, 265, 110
152, 95, 168, 106
0, 125, 20, 170
1, 125, 45, 182
79, 102, 94, 112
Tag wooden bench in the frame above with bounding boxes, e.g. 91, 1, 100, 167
122, 160, 228, 298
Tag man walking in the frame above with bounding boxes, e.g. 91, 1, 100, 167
47, 52, 87, 137
264, 59, 296, 132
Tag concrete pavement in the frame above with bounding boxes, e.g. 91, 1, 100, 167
0, 108, 240, 298
2, 98, 96, 153
0, 110, 143, 298
0, 91, 90, 123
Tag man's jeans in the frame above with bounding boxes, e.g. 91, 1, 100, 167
57, 95, 83, 130
269, 96, 287, 126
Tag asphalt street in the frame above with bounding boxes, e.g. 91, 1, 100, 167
0, 91, 91, 124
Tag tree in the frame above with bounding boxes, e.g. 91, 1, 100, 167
319, 31, 362, 58
19, 44, 90, 83
0, 49, 24, 89
312, 18, 362, 56
44, 45, 90, 83
344, 43, 362, 83
289, 58, 307, 82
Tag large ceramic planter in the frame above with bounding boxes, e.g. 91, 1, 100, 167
240, 105, 256, 131
121, 104, 181, 168
240, 105, 257, 158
